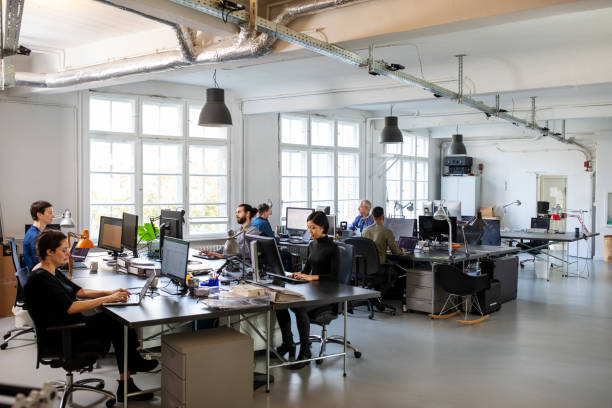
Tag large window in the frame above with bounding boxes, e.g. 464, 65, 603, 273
384, 133, 429, 219
280, 115, 361, 223
88, 94, 230, 239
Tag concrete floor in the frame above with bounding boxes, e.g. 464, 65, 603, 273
1, 256, 611, 407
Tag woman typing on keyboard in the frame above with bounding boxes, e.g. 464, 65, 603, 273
23, 230, 158, 401
274, 211, 339, 369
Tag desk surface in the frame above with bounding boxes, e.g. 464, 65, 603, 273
389, 245, 520, 264
500, 231, 600, 242
72, 268, 378, 328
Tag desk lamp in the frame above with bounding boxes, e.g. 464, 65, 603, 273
433, 202, 453, 257
461, 212, 487, 255
56, 209, 75, 228
223, 229, 248, 279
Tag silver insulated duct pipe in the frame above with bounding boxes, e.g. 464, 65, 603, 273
14, 0, 360, 88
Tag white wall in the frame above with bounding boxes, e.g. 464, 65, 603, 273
595, 133, 612, 259
0, 93, 80, 238
449, 137, 594, 257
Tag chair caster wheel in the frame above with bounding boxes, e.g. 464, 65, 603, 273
368, 313, 374, 320
316, 359, 323, 365
96, 381, 105, 389
106, 399, 116, 407
354, 351, 362, 358
0, 343, 7, 350
3, 333, 10, 340
391, 310, 396, 316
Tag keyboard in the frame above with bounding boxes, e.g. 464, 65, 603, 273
193, 253, 220, 260
266, 272, 310, 284
103, 293, 140, 306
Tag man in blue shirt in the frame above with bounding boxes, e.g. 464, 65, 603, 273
348, 200, 375, 233
252, 203, 278, 242
23, 201, 55, 271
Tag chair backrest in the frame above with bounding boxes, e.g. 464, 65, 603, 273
9, 237, 20, 271
437, 264, 490, 296
345, 237, 380, 277
335, 242, 354, 285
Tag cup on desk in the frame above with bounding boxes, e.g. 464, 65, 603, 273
90, 261, 98, 273
575, 227, 580, 238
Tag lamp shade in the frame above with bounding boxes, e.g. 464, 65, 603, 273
59, 209, 75, 228
433, 205, 448, 221
76, 230, 94, 249
447, 134, 467, 155
379, 116, 403, 143
469, 212, 487, 228
223, 229, 240, 256
198, 88, 232, 127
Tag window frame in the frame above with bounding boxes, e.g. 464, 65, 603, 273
279, 113, 362, 224
85, 92, 231, 240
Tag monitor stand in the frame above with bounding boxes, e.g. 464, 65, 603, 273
159, 278, 188, 296
103, 250, 121, 264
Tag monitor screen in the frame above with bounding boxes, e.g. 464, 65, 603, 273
531, 217, 550, 230
98, 216, 123, 252
121, 212, 139, 255
247, 234, 285, 275
384, 218, 415, 239
418, 216, 458, 242
286, 207, 314, 232
481, 219, 501, 246
161, 237, 189, 283
422, 201, 434, 216
326, 215, 336, 237
434, 200, 461, 219
160, 209, 184, 239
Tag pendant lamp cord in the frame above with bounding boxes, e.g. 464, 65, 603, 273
213, 69, 220, 88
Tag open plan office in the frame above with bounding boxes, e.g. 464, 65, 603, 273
1, 1, 612, 407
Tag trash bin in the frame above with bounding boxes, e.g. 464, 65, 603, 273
535, 259, 548, 280
605, 235, 612, 263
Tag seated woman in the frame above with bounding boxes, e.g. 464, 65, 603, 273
23, 230, 158, 401
274, 211, 339, 369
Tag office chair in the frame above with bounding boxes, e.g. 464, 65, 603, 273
345, 237, 397, 319
430, 264, 491, 325
20, 266, 116, 408
1, 238, 35, 350
518, 217, 551, 268
308, 242, 362, 364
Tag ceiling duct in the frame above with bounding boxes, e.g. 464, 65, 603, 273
12, 0, 360, 88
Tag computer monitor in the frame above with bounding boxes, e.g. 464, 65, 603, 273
316, 205, 331, 215
481, 219, 501, 246
121, 212, 139, 257
531, 217, 550, 230
286, 207, 314, 233
422, 201, 434, 216
384, 218, 415, 239
326, 215, 336, 237
24, 224, 61, 234
160, 209, 184, 239
161, 237, 189, 286
247, 234, 285, 276
434, 200, 461, 219
418, 216, 458, 242
98, 216, 123, 261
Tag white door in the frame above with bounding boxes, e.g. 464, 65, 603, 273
538, 175, 567, 231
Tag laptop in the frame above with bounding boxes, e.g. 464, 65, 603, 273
59, 242, 90, 270
398, 236, 418, 251
103, 273, 155, 306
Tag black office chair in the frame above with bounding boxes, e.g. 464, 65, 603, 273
308, 242, 362, 364
518, 217, 550, 268
431, 264, 491, 324
21, 267, 116, 408
345, 237, 397, 319
1, 238, 35, 350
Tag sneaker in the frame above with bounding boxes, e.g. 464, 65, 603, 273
132, 357, 159, 373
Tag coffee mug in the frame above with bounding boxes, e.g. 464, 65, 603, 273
90, 261, 98, 272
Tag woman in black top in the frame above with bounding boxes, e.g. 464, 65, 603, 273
23, 230, 157, 401
274, 211, 339, 369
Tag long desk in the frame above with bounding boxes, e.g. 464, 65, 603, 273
72, 266, 378, 406
389, 245, 521, 314
500, 231, 599, 279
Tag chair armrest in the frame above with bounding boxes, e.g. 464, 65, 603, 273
46, 323, 87, 361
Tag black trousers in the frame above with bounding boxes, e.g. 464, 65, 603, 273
73, 312, 142, 375
275, 307, 311, 350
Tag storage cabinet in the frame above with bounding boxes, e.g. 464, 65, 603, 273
404, 265, 450, 314
441, 175, 481, 217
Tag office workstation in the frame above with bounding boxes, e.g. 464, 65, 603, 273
1, 1, 612, 407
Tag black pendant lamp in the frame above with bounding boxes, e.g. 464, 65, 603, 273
448, 132, 467, 155
198, 70, 232, 127
379, 105, 403, 144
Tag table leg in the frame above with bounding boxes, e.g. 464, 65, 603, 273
547, 247, 551, 282
124, 325, 128, 408
266, 310, 270, 393
343, 300, 347, 377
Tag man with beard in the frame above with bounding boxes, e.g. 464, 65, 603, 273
200, 203, 260, 258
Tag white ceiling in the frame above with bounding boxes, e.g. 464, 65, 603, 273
19, 0, 165, 50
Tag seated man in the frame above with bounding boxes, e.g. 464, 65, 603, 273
363, 206, 404, 264
23, 200, 55, 271
348, 200, 375, 233
200, 203, 260, 258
